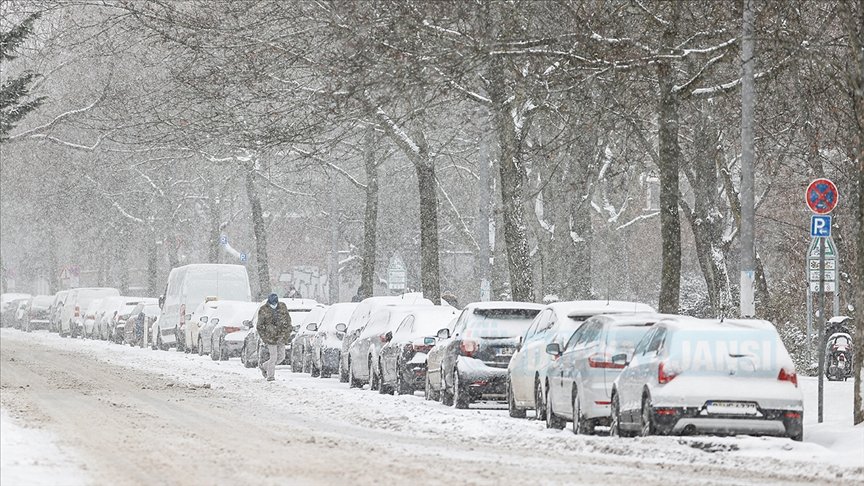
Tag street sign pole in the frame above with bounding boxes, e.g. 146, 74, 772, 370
817, 236, 825, 424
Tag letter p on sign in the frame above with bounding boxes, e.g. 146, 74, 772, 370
810, 215, 831, 237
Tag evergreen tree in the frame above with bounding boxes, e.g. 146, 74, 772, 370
0, 13, 44, 142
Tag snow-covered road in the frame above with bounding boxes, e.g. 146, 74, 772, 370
1, 329, 861, 485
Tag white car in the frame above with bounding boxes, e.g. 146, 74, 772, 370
208, 301, 262, 361
187, 298, 220, 354
309, 302, 359, 378
507, 300, 655, 419
610, 318, 804, 441
60, 288, 120, 338
82, 298, 105, 339
543, 313, 663, 433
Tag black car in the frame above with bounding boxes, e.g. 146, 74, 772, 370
426, 302, 543, 408
379, 306, 459, 395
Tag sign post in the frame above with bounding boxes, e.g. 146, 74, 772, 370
387, 254, 407, 293
805, 178, 838, 424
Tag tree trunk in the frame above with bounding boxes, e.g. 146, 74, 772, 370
488, 71, 534, 302
329, 178, 340, 304
416, 161, 441, 304
208, 203, 221, 264
474, 151, 492, 301
656, 60, 682, 314
47, 226, 59, 293
839, 0, 864, 425
147, 231, 159, 297
359, 129, 379, 300
245, 167, 270, 300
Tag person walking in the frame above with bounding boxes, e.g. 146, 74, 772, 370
257, 293, 292, 382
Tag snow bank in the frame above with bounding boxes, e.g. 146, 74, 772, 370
0, 409, 87, 485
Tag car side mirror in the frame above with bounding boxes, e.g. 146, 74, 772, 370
185, 314, 192, 321
612, 353, 629, 366
158, 295, 165, 309
545, 343, 562, 357
200, 316, 208, 323
306, 323, 318, 332
437, 328, 450, 340
381, 331, 392, 343
243, 320, 251, 328
335, 323, 347, 332
423, 336, 436, 346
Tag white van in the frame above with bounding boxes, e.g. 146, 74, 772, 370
152, 264, 252, 351
60, 288, 120, 337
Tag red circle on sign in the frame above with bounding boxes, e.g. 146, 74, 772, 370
805, 179, 839, 214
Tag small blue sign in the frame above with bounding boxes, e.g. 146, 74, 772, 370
219, 235, 228, 246
239, 252, 248, 263
810, 215, 831, 237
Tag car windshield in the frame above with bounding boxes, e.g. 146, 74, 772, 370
462, 309, 540, 338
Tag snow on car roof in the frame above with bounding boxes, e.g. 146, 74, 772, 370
559, 300, 655, 319
281, 298, 320, 310
658, 316, 777, 332
464, 301, 544, 311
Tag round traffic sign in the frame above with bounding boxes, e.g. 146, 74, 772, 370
805, 178, 839, 214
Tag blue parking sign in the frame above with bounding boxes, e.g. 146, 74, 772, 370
810, 215, 831, 237
240, 252, 248, 263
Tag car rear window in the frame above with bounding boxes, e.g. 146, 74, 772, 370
463, 309, 540, 338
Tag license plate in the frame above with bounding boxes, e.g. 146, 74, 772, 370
496, 348, 515, 357
705, 401, 759, 416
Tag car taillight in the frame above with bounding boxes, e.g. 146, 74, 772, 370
658, 361, 678, 384
74, 305, 80, 317
778, 368, 798, 387
588, 353, 625, 369
460, 340, 478, 357
223, 326, 241, 334
379, 334, 389, 342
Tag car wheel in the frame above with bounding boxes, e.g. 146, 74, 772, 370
610, 391, 627, 438
348, 358, 362, 389
545, 385, 566, 430
369, 357, 380, 391
396, 363, 412, 395
210, 336, 220, 361
453, 369, 470, 409
440, 366, 454, 406
339, 359, 349, 383
378, 362, 392, 395
507, 377, 526, 418
534, 378, 546, 421
425, 372, 440, 401
219, 338, 228, 361
639, 394, 655, 437
572, 387, 592, 435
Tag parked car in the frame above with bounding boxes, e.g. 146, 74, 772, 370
104, 297, 155, 343
186, 296, 220, 354
543, 313, 663, 432
427, 301, 543, 408
124, 301, 161, 347
338, 294, 434, 383
152, 264, 252, 351
82, 298, 106, 338
208, 301, 262, 361
309, 302, 359, 378
609, 317, 804, 441
507, 300, 655, 419
1, 293, 31, 327
241, 298, 318, 368
290, 305, 328, 373
48, 290, 70, 333
379, 306, 459, 395
60, 288, 119, 338
193, 300, 222, 355
347, 301, 437, 390
25, 295, 54, 331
